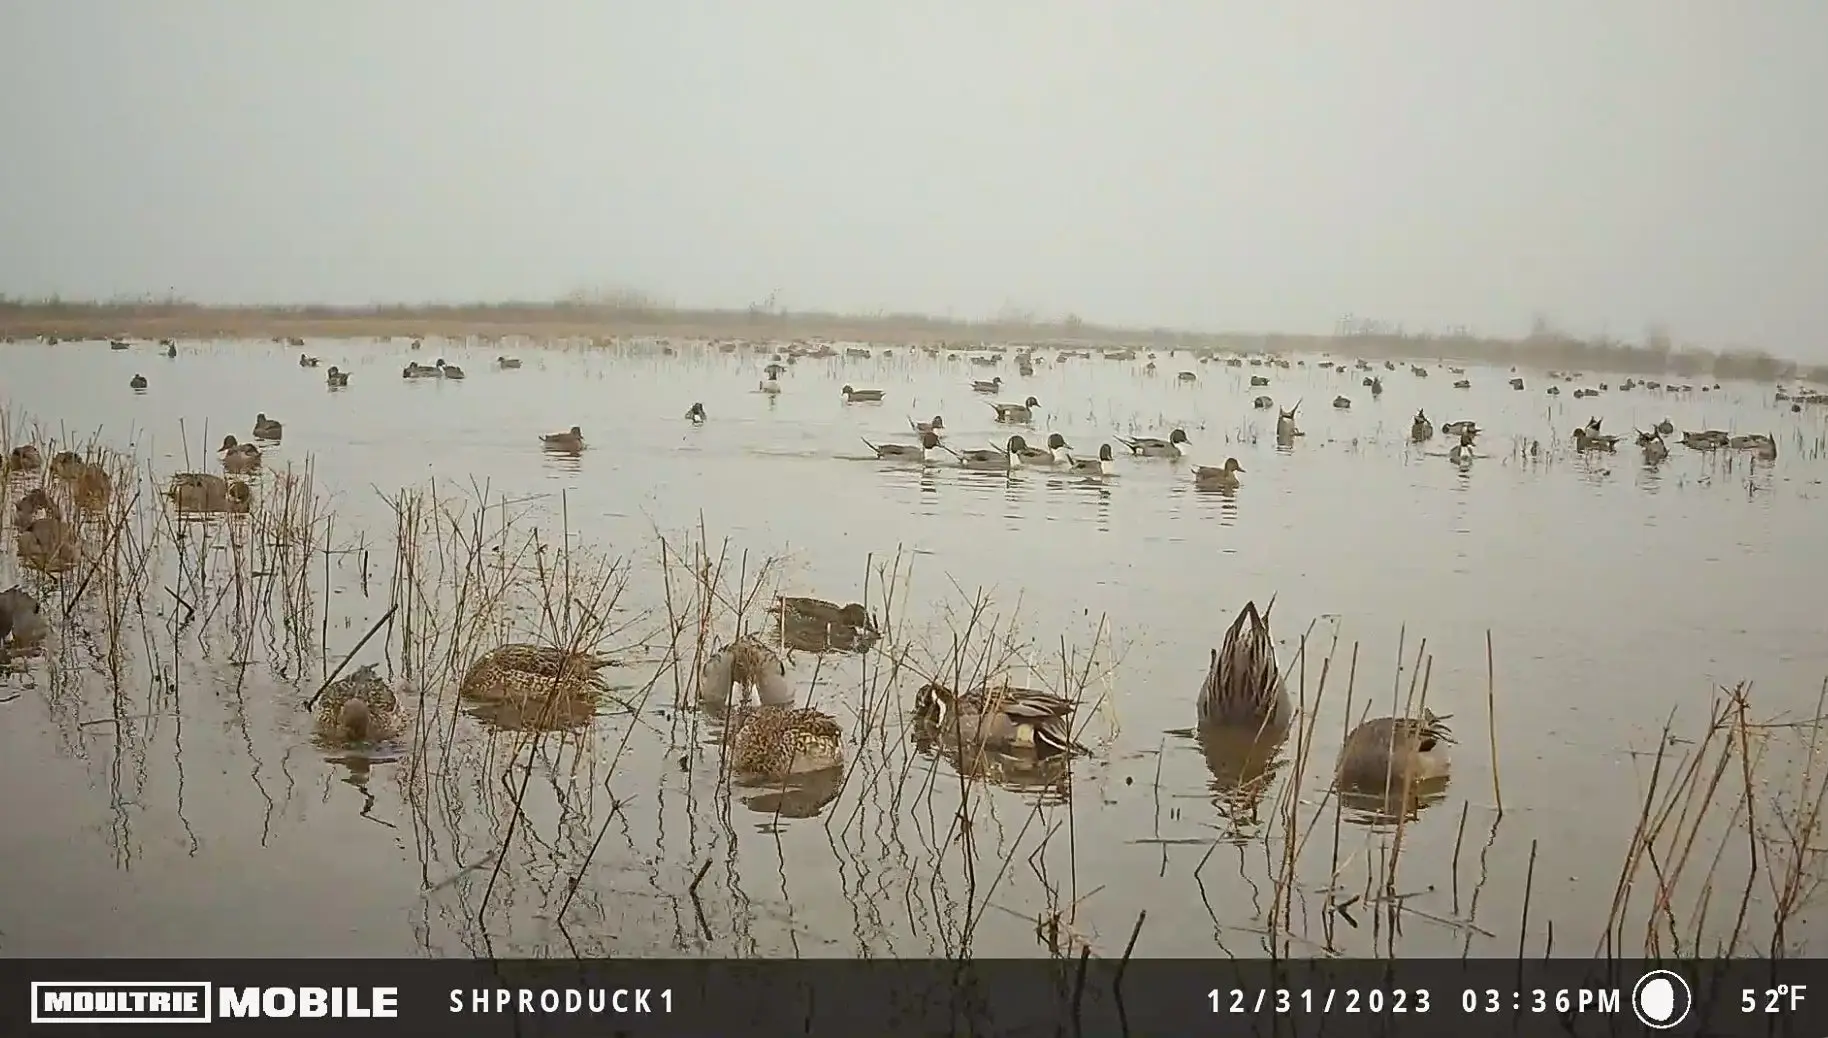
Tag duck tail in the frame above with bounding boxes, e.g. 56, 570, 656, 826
937, 441, 965, 460
860, 437, 882, 456
1114, 436, 1139, 453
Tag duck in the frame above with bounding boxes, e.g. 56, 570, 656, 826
701, 637, 844, 777
1006, 433, 1069, 466
218, 435, 262, 474
1572, 426, 1618, 452
0, 586, 48, 648
769, 596, 877, 635
1441, 421, 1479, 438
326, 366, 350, 388
1066, 443, 1116, 476
164, 342, 177, 358
1334, 710, 1453, 793
1655, 418, 1675, 435
49, 450, 85, 480
497, 356, 522, 369
1452, 379, 1472, 390
434, 358, 465, 379
5, 445, 43, 473
402, 361, 436, 379
540, 425, 585, 453
12, 487, 59, 531
1193, 457, 1245, 490
16, 514, 79, 571
313, 663, 405, 745
1681, 429, 1729, 450
1641, 432, 1669, 464
1250, 375, 1271, 388
1196, 600, 1289, 729
1332, 395, 1352, 409
862, 429, 941, 462
128, 374, 148, 391
1253, 395, 1275, 410
252, 413, 283, 440
1275, 405, 1302, 442
912, 680, 1082, 755
1730, 433, 1778, 461
164, 473, 252, 514
909, 415, 946, 438
991, 396, 1040, 423
940, 439, 1012, 471
1114, 428, 1190, 458
298, 353, 320, 368
842, 385, 886, 403
1449, 429, 1476, 465
760, 376, 783, 395
1367, 376, 1384, 396
685, 402, 707, 424
1177, 371, 1197, 382
971, 377, 1003, 394
458, 643, 614, 705
770, 596, 880, 654
1509, 376, 1525, 390
70, 462, 112, 511
763, 362, 788, 380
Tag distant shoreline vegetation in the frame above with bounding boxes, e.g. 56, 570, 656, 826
1, 292, 1821, 384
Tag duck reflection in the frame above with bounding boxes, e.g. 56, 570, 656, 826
735, 765, 845, 819
910, 731, 1073, 803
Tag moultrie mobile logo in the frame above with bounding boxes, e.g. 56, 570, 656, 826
31, 981, 213, 1024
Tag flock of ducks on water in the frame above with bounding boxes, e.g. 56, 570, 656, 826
1405, 408, 1778, 468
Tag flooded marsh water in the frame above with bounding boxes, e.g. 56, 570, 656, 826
1, 335, 1825, 958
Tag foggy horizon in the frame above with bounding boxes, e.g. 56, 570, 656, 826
3, 3, 1825, 355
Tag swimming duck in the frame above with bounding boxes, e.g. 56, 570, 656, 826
913, 680, 1082, 755
403, 362, 436, 379
685, 402, 707, 424
1066, 443, 1116, 476
764, 362, 788, 380
218, 435, 262, 474
1441, 421, 1479, 438
971, 377, 1003, 394
842, 385, 886, 403
0, 586, 48, 648
940, 439, 1012, 471
540, 425, 585, 453
1177, 371, 1197, 382
1641, 432, 1669, 464
1250, 375, 1270, 387
313, 663, 405, 745
16, 514, 79, 571
701, 637, 844, 776
1253, 395, 1274, 410
1195, 600, 1288, 729
164, 342, 177, 358
165, 473, 252, 514
991, 396, 1040, 423
12, 487, 59, 531
770, 596, 880, 654
1006, 433, 1069, 466
128, 374, 148, 391
1114, 429, 1190, 458
299, 354, 320, 368
1510, 377, 1525, 390
1681, 429, 1729, 450
69, 462, 112, 511
435, 359, 465, 379
1334, 710, 1453, 793
1193, 457, 1244, 490
1367, 377, 1384, 397
458, 643, 614, 705
326, 366, 350, 388
1449, 429, 1475, 465
760, 377, 783, 395
1452, 379, 1472, 389
1572, 426, 1618, 452
49, 450, 84, 480
252, 413, 283, 440
1730, 433, 1778, 461
1655, 419, 1675, 435
909, 415, 946, 438
497, 356, 522, 369
862, 429, 941, 461
1332, 395, 1352, 409
1275, 405, 1302, 442
5, 445, 43, 473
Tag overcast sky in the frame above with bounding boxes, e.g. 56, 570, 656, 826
2, 3, 1824, 355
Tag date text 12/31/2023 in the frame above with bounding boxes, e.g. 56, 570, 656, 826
1210, 989, 1624, 1015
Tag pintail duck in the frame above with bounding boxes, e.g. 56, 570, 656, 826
991, 396, 1040, 423
497, 356, 522, 369
913, 680, 1083, 755
941, 439, 1012, 470
403, 361, 436, 378
68, 461, 111, 511
540, 425, 585, 453
1006, 433, 1069, 466
13, 487, 60, 532
313, 664, 405, 745
1196, 600, 1289, 729
1334, 710, 1453, 793
700, 637, 844, 777
1332, 395, 1352, 409
685, 402, 707, 424
129, 374, 148, 391
971, 377, 1003, 393
1449, 429, 1476, 465
1452, 379, 1472, 389
1640, 432, 1669, 464
1441, 421, 1479, 438
1275, 405, 1302, 442
16, 514, 79, 572
1066, 443, 1115, 476
0, 586, 48, 648
299, 353, 320, 368
1572, 426, 1618, 452
1253, 395, 1274, 410
842, 385, 885, 403
769, 596, 879, 653
459, 643, 613, 705
164, 342, 177, 358
326, 366, 350, 387
1367, 376, 1384, 396
1681, 429, 1729, 450
165, 473, 252, 514
218, 435, 262, 474
1193, 457, 1244, 490
252, 413, 283, 440
862, 429, 940, 461
760, 376, 783, 395
910, 415, 946, 437
49, 450, 84, 480
1250, 375, 1271, 387
1729, 433, 1778, 460
1115, 428, 1189, 458
1509, 376, 1525, 390
5, 445, 43, 473
1655, 419, 1675, 435
435, 358, 465, 379
1177, 370, 1197, 382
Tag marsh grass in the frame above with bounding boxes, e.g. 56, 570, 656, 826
1, 403, 1823, 958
